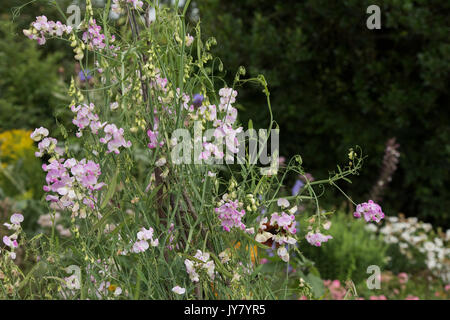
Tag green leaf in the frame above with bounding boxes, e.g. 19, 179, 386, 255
305, 273, 325, 298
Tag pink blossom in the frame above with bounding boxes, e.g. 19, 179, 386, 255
270, 212, 296, 234
132, 240, 149, 253
23, 16, 72, 45
100, 124, 132, 154
3, 236, 18, 249
397, 272, 408, 284
172, 286, 186, 295
305, 232, 333, 247
353, 200, 385, 223
132, 226, 159, 253
215, 200, 246, 232
10, 213, 24, 225
35, 137, 58, 157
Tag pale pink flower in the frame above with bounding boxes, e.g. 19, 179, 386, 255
172, 286, 186, 295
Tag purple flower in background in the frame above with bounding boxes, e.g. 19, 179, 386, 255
192, 94, 204, 108
78, 69, 92, 82
291, 179, 304, 196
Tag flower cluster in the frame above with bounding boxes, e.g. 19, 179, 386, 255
2, 213, 24, 260
23, 16, 72, 45
353, 200, 385, 223
132, 227, 159, 253
100, 124, 132, 154
367, 215, 450, 282
218, 87, 238, 112
305, 232, 333, 247
71, 103, 106, 137
255, 199, 297, 262
215, 199, 247, 232
190, 87, 243, 163
323, 280, 347, 300
0, 129, 35, 167
71, 103, 131, 154
147, 118, 164, 149
184, 250, 216, 282
82, 19, 116, 52
34, 137, 63, 158
42, 158, 105, 217
32, 126, 105, 217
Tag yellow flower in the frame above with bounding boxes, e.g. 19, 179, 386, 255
234, 242, 258, 265
0, 129, 35, 167
348, 149, 356, 160
108, 284, 117, 292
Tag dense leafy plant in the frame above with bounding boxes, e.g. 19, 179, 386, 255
196, 0, 450, 227
0, 0, 385, 300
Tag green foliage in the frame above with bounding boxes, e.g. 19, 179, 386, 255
0, 16, 70, 134
300, 212, 388, 284
196, 0, 450, 226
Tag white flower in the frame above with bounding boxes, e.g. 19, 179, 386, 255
207, 171, 216, 177
65, 274, 81, 290
30, 127, 49, 141
110, 102, 119, 110
255, 231, 272, 243
155, 157, 166, 167
434, 238, 443, 247
277, 198, 290, 208
245, 227, 255, 234
185, 34, 194, 47
323, 221, 332, 230
288, 206, 298, 214
132, 240, 149, 253
137, 227, 154, 241
172, 286, 186, 295
277, 246, 289, 262
10, 213, 24, 225
424, 241, 435, 252
114, 287, 122, 296
365, 224, 377, 232
386, 236, 398, 244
